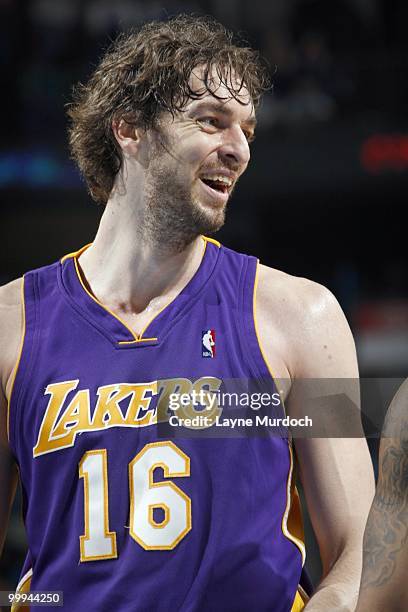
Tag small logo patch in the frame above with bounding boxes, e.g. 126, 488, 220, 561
202, 330, 216, 358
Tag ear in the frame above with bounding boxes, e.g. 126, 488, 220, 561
112, 118, 143, 157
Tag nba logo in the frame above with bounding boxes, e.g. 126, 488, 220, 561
202, 330, 216, 358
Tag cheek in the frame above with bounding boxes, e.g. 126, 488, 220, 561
178, 134, 216, 166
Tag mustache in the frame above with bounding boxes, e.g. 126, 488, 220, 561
199, 162, 240, 174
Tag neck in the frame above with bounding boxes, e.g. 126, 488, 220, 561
78, 199, 205, 315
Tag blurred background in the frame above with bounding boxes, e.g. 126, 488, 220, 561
1, 0, 407, 598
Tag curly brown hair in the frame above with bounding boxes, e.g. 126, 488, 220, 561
67, 14, 270, 204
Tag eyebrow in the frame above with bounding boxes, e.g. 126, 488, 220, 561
190, 99, 257, 130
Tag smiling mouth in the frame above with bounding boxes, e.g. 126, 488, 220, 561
199, 178, 231, 195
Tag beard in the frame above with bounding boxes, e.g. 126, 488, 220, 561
141, 142, 228, 253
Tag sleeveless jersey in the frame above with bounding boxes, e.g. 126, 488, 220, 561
8, 237, 305, 612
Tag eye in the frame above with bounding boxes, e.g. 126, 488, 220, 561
197, 117, 219, 129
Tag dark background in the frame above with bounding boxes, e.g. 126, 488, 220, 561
1, 0, 408, 597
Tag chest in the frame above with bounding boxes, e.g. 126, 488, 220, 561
106, 297, 173, 339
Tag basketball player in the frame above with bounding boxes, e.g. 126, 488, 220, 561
0, 16, 374, 611
356, 379, 408, 611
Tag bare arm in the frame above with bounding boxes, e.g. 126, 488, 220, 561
0, 387, 19, 555
356, 379, 408, 612
0, 278, 23, 556
256, 266, 375, 611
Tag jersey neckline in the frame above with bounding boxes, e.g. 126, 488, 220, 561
58, 237, 222, 348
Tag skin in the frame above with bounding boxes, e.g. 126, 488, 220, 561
0, 278, 21, 555
0, 66, 374, 610
356, 379, 408, 612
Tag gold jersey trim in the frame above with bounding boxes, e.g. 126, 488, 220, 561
290, 588, 307, 612
60, 243, 92, 263
11, 567, 32, 612
253, 260, 306, 566
134, 236, 208, 340
282, 444, 307, 565
60, 236, 213, 343
73, 256, 140, 341
201, 235, 221, 247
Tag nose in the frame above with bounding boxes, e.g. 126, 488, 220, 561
218, 125, 251, 169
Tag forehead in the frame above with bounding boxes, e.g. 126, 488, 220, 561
186, 64, 255, 120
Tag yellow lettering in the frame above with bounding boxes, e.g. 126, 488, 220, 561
51, 389, 92, 439
157, 378, 192, 423
123, 382, 157, 426
33, 377, 223, 457
179, 377, 222, 424
91, 385, 129, 429
33, 380, 80, 457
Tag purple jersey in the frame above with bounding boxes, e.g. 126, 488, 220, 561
8, 237, 305, 611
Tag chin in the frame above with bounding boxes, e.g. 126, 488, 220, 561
192, 199, 226, 234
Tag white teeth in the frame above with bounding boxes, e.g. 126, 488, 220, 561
200, 174, 233, 187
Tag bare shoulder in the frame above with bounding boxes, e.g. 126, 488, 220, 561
0, 277, 23, 306
0, 278, 24, 396
374, 378, 408, 510
356, 379, 408, 610
382, 378, 408, 439
256, 264, 357, 379
257, 263, 340, 322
